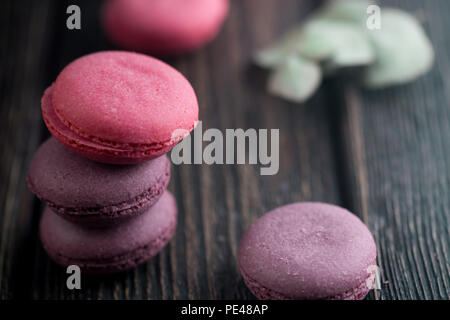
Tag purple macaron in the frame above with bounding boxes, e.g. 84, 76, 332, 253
238, 202, 377, 300
27, 138, 170, 223
40, 191, 177, 274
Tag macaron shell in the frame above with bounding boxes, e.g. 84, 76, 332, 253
40, 191, 177, 274
103, 0, 229, 55
27, 137, 170, 220
238, 203, 377, 300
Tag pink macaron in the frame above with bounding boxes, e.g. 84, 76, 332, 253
42, 51, 198, 164
102, 0, 229, 55
238, 203, 377, 300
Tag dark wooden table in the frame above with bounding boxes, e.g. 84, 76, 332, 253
0, 0, 449, 300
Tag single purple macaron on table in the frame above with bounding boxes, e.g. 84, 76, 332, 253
27, 138, 171, 224
40, 191, 177, 274
238, 203, 377, 300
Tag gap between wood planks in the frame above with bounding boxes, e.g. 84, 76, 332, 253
325, 80, 381, 300
339, 84, 380, 300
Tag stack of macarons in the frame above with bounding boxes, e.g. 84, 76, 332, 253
28, 51, 198, 274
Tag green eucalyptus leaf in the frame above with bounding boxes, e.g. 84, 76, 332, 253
268, 55, 322, 103
363, 8, 434, 88
319, 0, 373, 23
296, 19, 335, 61
254, 0, 375, 69
299, 18, 374, 68
254, 26, 304, 68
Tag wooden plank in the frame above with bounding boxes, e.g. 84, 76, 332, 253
0, 0, 56, 299
338, 0, 450, 299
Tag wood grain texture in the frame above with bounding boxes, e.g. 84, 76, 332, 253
0, 0, 56, 299
0, 0, 448, 300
